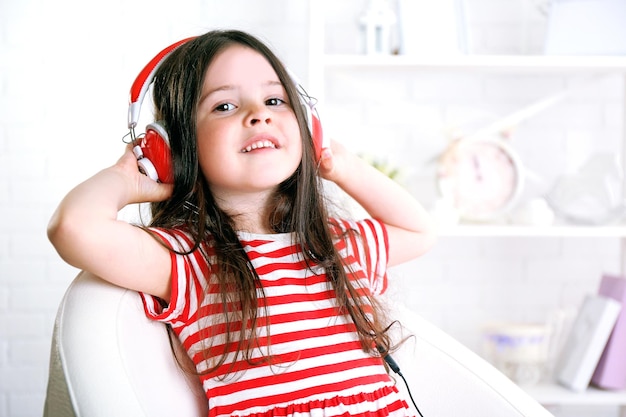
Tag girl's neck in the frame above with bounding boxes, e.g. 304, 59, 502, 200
215, 192, 274, 234
235, 220, 273, 235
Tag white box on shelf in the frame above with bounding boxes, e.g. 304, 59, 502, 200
544, 0, 626, 55
397, 0, 468, 56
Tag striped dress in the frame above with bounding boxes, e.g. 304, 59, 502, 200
141, 218, 414, 417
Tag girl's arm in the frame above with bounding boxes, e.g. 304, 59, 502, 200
47, 146, 174, 301
318, 140, 437, 266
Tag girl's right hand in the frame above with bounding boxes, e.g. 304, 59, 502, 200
48, 145, 175, 301
113, 145, 174, 205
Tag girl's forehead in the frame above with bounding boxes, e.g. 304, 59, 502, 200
203, 45, 279, 88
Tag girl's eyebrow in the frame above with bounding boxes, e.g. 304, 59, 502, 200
199, 85, 236, 105
200, 80, 284, 104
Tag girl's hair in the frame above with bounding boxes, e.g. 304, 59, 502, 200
146, 30, 393, 376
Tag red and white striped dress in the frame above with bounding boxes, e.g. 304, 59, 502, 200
141, 218, 414, 417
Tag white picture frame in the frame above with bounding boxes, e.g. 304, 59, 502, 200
544, 0, 626, 55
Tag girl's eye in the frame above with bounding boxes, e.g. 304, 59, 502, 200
215, 103, 235, 112
266, 97, 285, 106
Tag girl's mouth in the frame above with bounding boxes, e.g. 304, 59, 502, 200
241, 140, 278, 153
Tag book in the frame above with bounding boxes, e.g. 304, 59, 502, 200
592, 274, 626, 390
555, 294, 621, 392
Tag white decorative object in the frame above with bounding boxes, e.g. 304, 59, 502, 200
547, 153, 626, 225
359, 0, 397, 55
483, 322, 551, 386
437, 137, 525, 222
398, 0, 467, 56
509, 198, 555, 226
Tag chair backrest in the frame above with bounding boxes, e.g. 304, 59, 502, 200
44, 271, 554, 417
43, 271, 207, 417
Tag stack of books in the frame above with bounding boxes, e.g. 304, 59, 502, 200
556, 274, 626, 392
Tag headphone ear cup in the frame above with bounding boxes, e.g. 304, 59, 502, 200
289, 69, 326, 163
301, 101, 325, 163
136, 121, 173, 183
136, 156, 160, 182
310, 113, 324, 162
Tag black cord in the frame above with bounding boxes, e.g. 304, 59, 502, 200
395, 368, 424, 417
377, 346, 425, 417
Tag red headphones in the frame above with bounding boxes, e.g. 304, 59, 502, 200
127, 37, 326, 184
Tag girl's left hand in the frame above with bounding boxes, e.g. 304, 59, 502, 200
317, 139, 348, 184
315, 138, 438, 265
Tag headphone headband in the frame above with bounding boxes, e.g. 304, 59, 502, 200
127, 37, 196, 130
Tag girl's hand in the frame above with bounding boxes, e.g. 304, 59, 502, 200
317, 139, 349, 184
113, 145, 173, 205
315, 138, 437, 266
47, 145, 175, 301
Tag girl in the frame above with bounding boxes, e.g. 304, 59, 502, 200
48, 30, 436, 417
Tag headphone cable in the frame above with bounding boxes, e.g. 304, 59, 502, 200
396, 368, 424, 417
378, 347, 425, 417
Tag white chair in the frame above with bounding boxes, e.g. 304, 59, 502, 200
383, 299, 555, 417
43, 271, 207, 417
44, 271, 554, 417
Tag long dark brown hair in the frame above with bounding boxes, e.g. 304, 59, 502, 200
145, 30, 394, 376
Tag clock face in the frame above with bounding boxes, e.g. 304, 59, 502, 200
437, 139, 523, 221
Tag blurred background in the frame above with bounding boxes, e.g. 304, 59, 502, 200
2, 0, 626, 416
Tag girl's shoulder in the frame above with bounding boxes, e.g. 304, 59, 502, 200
329, 217, 385, 237
147, 226, 216, 253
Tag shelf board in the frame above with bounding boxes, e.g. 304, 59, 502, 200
524, 382, 626, 406
438, 224, 626, 238
323, 54, 626, 72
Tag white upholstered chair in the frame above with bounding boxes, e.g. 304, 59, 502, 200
44, 271, 554, 417
43, 271, 207, 417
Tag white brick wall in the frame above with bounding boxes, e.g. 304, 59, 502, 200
0, 1, 309, 415
0, 0, 623, 416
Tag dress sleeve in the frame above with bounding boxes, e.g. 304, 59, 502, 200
332, 218, 389, 296
139, 228, 206, 327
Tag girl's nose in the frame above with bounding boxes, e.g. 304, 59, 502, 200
250, 117, 271, 125
246, 103, 272, 126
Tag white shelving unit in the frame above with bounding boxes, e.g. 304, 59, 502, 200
439, 224, 626, 238
322, 54, 626, 72
308, 2, 626, 414
525, 383, 626, 408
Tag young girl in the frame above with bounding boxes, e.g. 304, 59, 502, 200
48, 30, 436, 417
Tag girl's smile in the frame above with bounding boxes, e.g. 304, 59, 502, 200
240, 134, 279, 153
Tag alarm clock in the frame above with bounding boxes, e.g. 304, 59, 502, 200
436, 137, 525, 222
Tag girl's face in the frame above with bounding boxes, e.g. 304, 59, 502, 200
195, 44, 302, 206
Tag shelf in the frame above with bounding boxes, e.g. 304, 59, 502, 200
524, 383, 626, 406
438, 224, 626, 238
323, 54, 626, 72
312, 4, 626, 413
